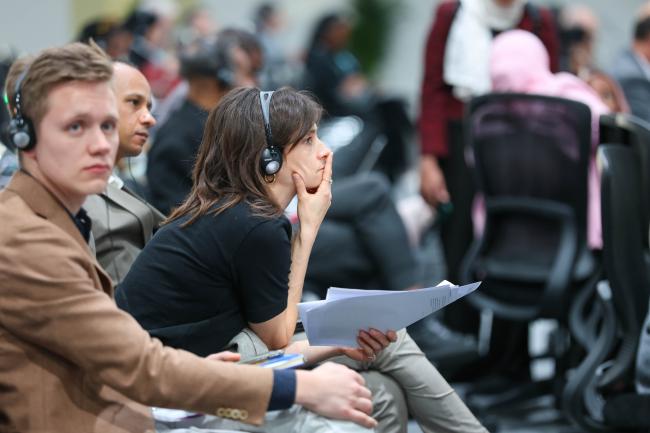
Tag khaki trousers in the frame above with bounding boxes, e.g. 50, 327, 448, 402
340, 329, 488, 433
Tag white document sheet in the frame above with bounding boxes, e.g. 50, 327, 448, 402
298, 281, 481, 347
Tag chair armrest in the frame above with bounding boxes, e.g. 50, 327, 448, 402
461, 197, 579, 321
485, 197, 575, 221
563, 281, 618, 432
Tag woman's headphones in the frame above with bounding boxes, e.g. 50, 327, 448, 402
6, 66, 36, 152
259, 91, 282, 176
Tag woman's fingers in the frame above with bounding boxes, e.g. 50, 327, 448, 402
367, 329, 391, 347
356, 337, 375, 359
358, 331, 383, 353
320, 151, 333, 188
359, 328, 396, 349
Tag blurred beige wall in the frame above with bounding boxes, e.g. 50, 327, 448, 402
70, 0, 134, 35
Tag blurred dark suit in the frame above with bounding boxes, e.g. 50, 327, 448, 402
85, 179, 165, 285
612, 49, 650, 123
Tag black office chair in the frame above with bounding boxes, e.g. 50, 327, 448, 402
567, 113, 650, 361
563, 145, 650, 432
459, 93, 599, 410
599, 113, 650, 244
570, 114, 650, 355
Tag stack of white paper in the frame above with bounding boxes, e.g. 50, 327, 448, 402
298, 281, 481, 347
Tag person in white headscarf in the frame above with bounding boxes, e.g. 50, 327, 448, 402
444, 0, 527, 100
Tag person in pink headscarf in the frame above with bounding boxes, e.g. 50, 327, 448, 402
487, 29, 610, 249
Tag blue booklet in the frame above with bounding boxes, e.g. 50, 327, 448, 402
239, 350, 305, 369
258, 353, 305, 369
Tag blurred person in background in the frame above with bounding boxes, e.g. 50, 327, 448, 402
254, 3, 301, 89
558, 4, 598, 80
304, 12, 412, 183
146, 29, 256, 215
149, 26, 262, 137
612, 5, 650, 123
305, 13, 371, 117
77, 17, 133, 61
123, 3, 180, 99
556, 5, 629, 114
586, 69, 630, 113
176, 6, 218, 50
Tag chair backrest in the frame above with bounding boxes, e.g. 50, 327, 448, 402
467, 93, 591, 274
599, 113, 650, 249
461, 93, 593, 320
469, 93, 591, 228
599, 145, 650, 386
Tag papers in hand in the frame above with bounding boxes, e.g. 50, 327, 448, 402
298, 281, 481, 347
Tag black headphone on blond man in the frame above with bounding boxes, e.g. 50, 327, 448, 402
259, 90, 282, 177
6, 65, 36, 152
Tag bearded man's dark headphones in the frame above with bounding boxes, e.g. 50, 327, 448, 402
6, 66, 36, 152
259, 91, 282, 176
213, 38, 237, 89
178, 39, 236, 89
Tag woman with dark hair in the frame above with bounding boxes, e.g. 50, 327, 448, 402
118, 87, 487, 433
304, 12, 412, 183
305, 13, 370, 117
586, 70, 630, 114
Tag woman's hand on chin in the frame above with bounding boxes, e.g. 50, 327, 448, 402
293, 151, 333, 239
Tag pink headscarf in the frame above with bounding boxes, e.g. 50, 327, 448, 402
486, 29, 610, 249
490, 30, 608, 121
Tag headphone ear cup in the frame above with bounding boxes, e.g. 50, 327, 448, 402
261, 146, 282, 175
7, 115, 36, 152
215, 66, 236, 89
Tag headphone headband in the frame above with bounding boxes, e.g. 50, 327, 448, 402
259, 90, 282, 176
6, 64, 36, 152
259, 90, 274, 147
12, 67, 29, 117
